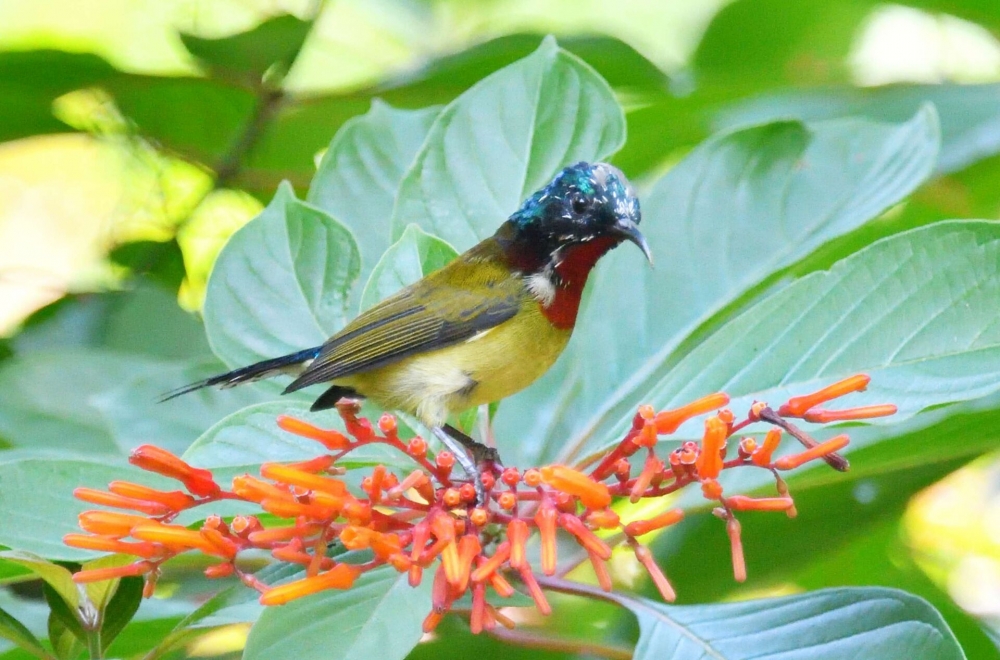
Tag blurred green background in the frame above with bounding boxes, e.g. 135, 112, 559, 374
3, 0, 1000, 656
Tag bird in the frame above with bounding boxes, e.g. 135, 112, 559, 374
166, 161, 650, 501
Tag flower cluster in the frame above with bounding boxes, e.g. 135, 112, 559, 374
66, 374, 894, 633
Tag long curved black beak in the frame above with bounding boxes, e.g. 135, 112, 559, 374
615, 221, 653, 265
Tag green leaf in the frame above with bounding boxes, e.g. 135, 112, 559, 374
719, 83, 1000, 174
42, 583, 85, 649
391, 36, 626, 250
10, 284, 210, 360
105, 76, 256, 165
360, 224, 458, 311
180, 14, 312, 81
579, 220, 1000, 460
0, 458, 172, 561
46, 611, 83, 660
496, 110, 940, 466
92, 359, 268, 455
182, 401, 330, 470
615, 587, 962, 659
0, 605, 50, 659
203, 182, 360, 368
0, 552, 77, 611
0, 350, 178, 458
308, 101, 441, 290
0, 50, 115, 143
109, 240, 187, 290
99, 576, 143, 651
243, 567, 432, 660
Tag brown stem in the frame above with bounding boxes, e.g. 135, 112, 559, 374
486, 625, 632, 660
757, 407, 849, 471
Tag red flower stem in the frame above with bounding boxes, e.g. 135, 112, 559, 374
756, 407, 849, 472
728, 418, 754, 434
332, 437, 453, 486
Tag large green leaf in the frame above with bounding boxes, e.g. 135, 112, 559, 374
308, 101, 441, 290
719, 84, 1000, 174
243, 567, 432, 660
359, 224, 458, 311
495, 110, 940, 467
577, 220, 1000, 462
182, 401, 330, 470
203, 182, 360, 368
231, 34, 667, 197
0, 350, 165, 457
0, 458, 172, 561
180, 14, 313, 81
93, 359, 268, 455
609, 586, 963, 659
0, 552, 78, 611
391, 36, 626, 250
10, 283, 211, 361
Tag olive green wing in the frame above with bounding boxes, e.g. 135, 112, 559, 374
283, 258, 525, 392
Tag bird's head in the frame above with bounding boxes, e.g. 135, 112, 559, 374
497, 162, 650, 273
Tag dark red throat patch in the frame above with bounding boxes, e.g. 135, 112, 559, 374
541, 237, 618, 330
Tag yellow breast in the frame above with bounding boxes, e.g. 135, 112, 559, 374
338, 302, 570, 427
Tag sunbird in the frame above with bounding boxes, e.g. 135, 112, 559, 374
168, 162, 650, 499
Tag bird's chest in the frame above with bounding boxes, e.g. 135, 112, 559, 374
345, 302, 571, 426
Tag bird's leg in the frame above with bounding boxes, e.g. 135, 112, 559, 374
443, 423, 502, 466
432, 426, 495, 505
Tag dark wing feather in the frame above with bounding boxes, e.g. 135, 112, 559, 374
284, 244, 524, 392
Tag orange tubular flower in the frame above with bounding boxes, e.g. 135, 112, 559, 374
654, 392, 730, 434
507, 519, 529, 569
259, 463, 348, 496
518, 565, 551, 615
774, 434, 850, 470
802, 404, 897, 423
778, 374, 871, 417
471, 542, 511, 583
131, 523, 221, 556
726, 517, 746, 583
259, 564, 360, 606
73, 488, 171, 516
696, 416, 727, 479
633, 544, 675, 602
540, 465, 611, 509
129, 445, 219, 497
107, 481, 196, 512
276, 415, 351, 450
78, 511, 150, 537
630, 455, 663, 503
73, 561, 154, 584
725, 495, 794, 512
588, 549, 614, 592
624, 508, 684, 538
535, 502, 559, 575
63, 534, 159, 558
751, 428, 782, 466
559, 514, 612, 561
65, 378, 896, 635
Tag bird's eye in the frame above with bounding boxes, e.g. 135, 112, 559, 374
570, 193, 589, 216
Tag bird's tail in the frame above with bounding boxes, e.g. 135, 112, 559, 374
160, 346, 322, 402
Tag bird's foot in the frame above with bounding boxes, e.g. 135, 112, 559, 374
433, 426, 501, 507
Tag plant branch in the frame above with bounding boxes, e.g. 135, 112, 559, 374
486, 625, 632, 660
